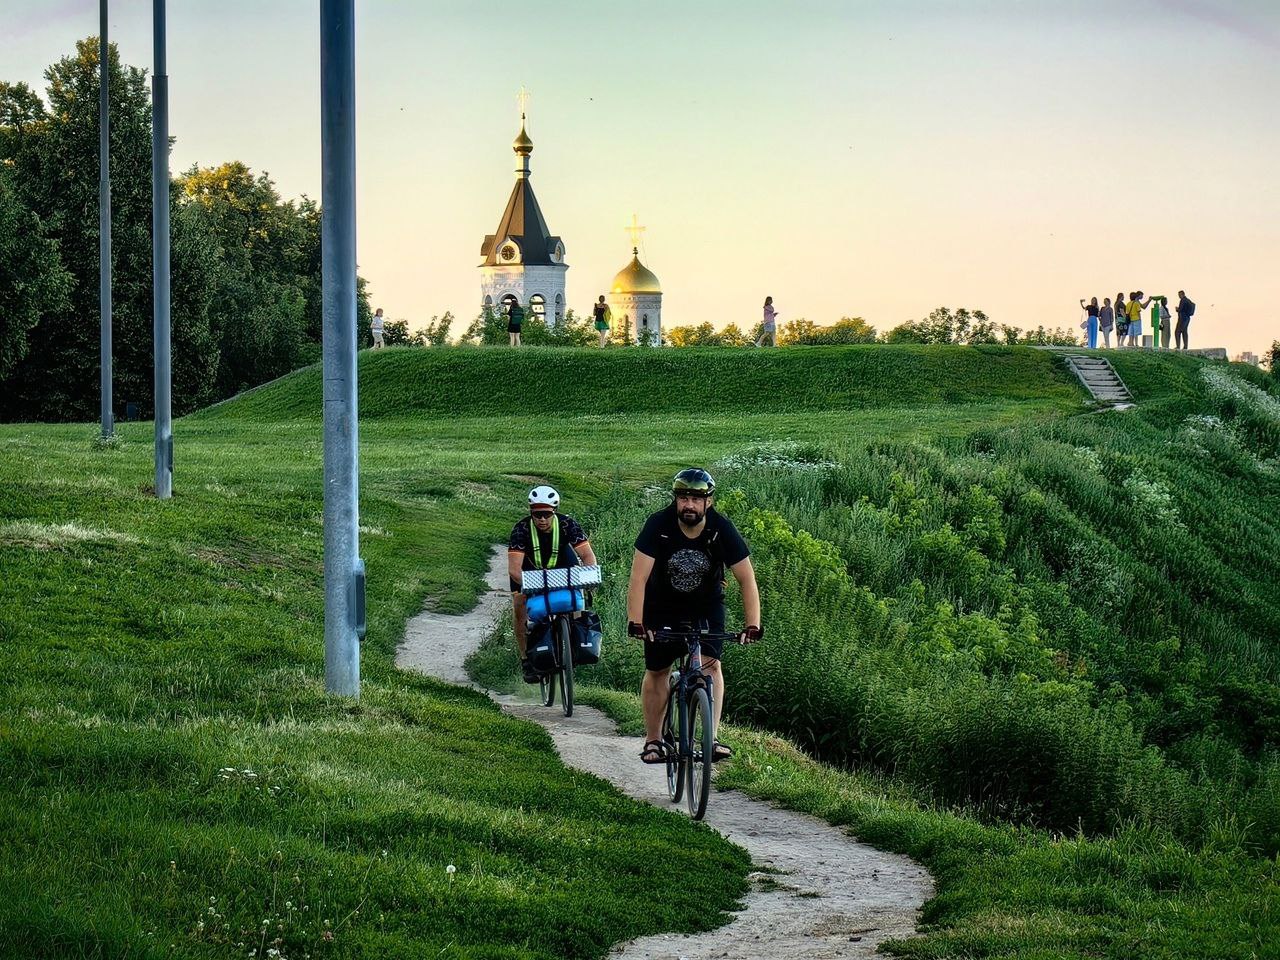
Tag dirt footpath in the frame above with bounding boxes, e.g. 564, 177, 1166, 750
397, 548, 933, 960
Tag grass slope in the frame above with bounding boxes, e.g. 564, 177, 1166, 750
6, 345, 1277, 959
196, 344, 1084, 421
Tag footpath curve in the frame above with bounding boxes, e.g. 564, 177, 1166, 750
397, 549, 933, 960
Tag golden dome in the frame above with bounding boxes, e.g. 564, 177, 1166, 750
513, 121, 533, 156
611, 251, 662, 294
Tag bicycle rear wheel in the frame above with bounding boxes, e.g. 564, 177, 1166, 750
558, 617, 574, 717
686, 685, 713, 820
663, 679, 684, 804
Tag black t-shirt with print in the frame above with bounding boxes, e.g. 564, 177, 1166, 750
634, 505, 749, 626
508, 514, 588, 571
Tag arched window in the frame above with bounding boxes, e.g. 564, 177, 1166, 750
554, 293, 563, 322
483, 295, 493, 311
530, 294, 546, 321
641, 314, 649, 327
500, 294, 519, 315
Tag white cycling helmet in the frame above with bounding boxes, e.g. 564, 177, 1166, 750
528, 485, 560, 509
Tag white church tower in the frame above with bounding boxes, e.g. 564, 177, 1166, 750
478, 95, 568, 325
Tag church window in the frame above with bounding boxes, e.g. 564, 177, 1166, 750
530, 294, 546, 321
554, 293, 563, 322
500, 294, 519, 315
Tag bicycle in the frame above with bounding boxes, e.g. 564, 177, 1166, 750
537, 610, 576, 717
523, 565, 601, 719
652, 626, 739, 820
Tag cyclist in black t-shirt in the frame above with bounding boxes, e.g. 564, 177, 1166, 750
626, 468, 762, 764
508, 485, 597, 683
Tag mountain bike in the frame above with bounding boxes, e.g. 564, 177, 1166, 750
537, 611, 575, 717
653, 626, 739, 820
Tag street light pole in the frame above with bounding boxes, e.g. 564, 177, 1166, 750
99, 0, 113, 439
320, 0, 363, 697
152, 0, 172, 497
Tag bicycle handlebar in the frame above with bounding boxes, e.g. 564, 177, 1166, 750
650, 628, 741, 644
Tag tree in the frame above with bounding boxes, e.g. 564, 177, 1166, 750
410, 312, 453, 347
459, 305, 505, 345
382, 319, 410, 346
1015, 325, 1082, 346
667, 322, 720, 347
882, 307, 992, 346
779, 316, 877, 345
1265, 340, 1279, 378
1, 40, 219, 420
0, 169, 71, 380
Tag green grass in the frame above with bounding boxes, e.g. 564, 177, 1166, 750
195, 343, 1085, 422
6, 344, 1278, 958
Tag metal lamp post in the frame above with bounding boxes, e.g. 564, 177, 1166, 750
99, 0, 113, 439
320, 0, 364, 697
152, 0, 172, 497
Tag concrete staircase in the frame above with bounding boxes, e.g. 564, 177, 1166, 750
1063, 355, 1133, 405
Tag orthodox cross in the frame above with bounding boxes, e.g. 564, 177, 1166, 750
517, 85, 531, 121
625, 213, 646, 253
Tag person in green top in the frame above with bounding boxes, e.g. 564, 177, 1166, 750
506, 299, 526, 348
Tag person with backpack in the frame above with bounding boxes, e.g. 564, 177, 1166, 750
507, 299, 525, 347
627, 468, 762, 765
1115, 293, 1129, 345
508, 486, 597, 682
1176, 291, 1196, 350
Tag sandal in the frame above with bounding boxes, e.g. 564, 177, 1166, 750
712, 741, 733, 763
640, 739, 671, 765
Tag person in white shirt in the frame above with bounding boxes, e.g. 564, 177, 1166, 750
755, 296, 778, 347
371, 307, 385, 349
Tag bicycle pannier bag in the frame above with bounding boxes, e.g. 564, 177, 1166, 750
526, 621, 557, 674
571, 611, 603, 666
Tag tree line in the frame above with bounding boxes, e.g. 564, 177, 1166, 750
0, 39, 370, 423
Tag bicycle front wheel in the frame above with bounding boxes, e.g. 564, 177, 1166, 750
558, 616, 574, 717
686, 685, 713, 820
540, 662, 556, 707
663, 680, 684, 804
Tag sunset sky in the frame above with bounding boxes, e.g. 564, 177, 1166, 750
3, 1, 1278, 357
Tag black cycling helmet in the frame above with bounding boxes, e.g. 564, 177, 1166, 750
672, 467, 715, 496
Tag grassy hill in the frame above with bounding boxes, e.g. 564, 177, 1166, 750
4, 344, 1279, 958
195, 343, 1085, 421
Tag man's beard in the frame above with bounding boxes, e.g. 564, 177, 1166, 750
679, 506, 705, 526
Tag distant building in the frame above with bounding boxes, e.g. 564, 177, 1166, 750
607, 214, 663, 344
478, 115, 567, 325
1235, 351, 1261, 366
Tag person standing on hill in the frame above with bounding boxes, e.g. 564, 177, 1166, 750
1099, 298, 1115, 348
627, 468, 762, 766
593, 295, 611, 348
370, 307, 385, 349
756, 297, 778, 347
1176, 290, 1195, 350
1126, 292, 1150, 347
507, 299, 525, 347
1080, 297, 1100, 349
508, 486, 597, 683
1156, 296, 1173, 349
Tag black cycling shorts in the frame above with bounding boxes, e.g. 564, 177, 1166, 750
644, 617, 725, 672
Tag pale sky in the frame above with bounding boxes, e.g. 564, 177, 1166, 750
3, 1, 1278, 357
